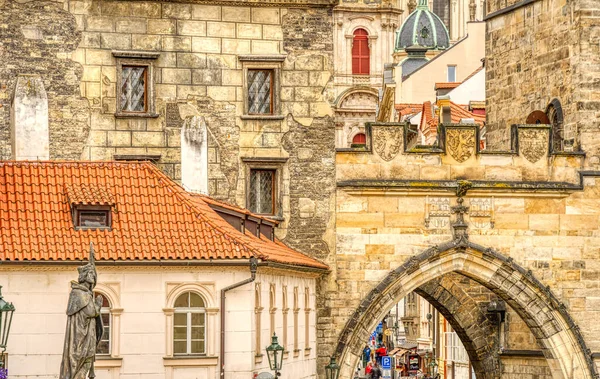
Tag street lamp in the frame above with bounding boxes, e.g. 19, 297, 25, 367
324, 356, 340, 379
266, 333, 284, 377
0, 285, 15, 368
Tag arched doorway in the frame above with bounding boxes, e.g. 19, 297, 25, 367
333, 239, 595, 379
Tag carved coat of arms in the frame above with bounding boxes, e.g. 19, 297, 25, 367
519, 129, 548, 163
372, 125, 403, 161
446, 129, 476, 163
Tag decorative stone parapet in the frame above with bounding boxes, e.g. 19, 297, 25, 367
336, 123, 585, 190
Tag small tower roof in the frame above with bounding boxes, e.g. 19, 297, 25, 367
395, 0, 450, 51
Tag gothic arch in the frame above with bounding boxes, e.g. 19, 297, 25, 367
333, 238, 595, 379
415, 275, 500, 378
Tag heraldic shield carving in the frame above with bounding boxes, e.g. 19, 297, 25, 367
446, 129, 476, 163
519, 129, 548, 163
373, 125, 403, 161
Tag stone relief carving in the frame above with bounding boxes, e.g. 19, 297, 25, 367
446, 129, 476, 163
519, 129, 548, 163
339, 91, 378, 110
425, 197, 451, 229
469, 197, 495, 229
372, 125, 403, 161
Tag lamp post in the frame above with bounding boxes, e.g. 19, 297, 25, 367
0, 285, 15, 368
266, 333, 284, 377
325, 356, 340, 379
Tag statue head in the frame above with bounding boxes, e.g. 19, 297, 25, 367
77, 243, 97, 289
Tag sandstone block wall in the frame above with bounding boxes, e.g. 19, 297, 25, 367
485, 0, 600, 169
324, 123, 600, 377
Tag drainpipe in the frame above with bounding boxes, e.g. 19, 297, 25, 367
220, 256, 258, 379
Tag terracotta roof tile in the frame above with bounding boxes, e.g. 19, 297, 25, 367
0, 161, 327, 270
65, 183, 116, 205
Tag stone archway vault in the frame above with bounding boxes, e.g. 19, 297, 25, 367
333, 238, 596, 379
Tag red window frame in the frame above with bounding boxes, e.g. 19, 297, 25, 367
352, 29, 370, 75
352, 133, 367, 145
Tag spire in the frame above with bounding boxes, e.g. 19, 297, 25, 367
417, 0, 428, 10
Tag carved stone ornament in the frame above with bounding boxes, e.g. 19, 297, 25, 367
425, 197, 451, 229
519, 129, 548, 163
446, 129, 476, 163
373, 125, 403, 161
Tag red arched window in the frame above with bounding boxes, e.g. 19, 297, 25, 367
352, 133, 366, 145
352, 29, 370, 75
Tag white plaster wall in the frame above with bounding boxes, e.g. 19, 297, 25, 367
11, 74, 49, 161
447, 68, 485, 104
395, 22, 485, 105
0, 266, 317, 379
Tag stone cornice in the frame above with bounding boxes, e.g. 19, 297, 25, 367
126, 0, 336, 8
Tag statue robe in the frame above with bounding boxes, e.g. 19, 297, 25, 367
59, 281, 103, 379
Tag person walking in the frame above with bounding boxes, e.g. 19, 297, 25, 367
370, 363, 383, 379
365, 361, 373, 377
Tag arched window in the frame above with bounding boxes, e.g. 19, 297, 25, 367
282, 286, 288, 352
352, 133, 366, 146
352, 29, 370, 75
95, 293, 111, 355
174, 291, 206, 355
255, 283, 263, 359
269, 284, 276, 337
304, 287, 311, 353
546, 99, 565, 151
293, 287, 299, 355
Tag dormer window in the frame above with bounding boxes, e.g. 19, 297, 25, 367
75, 207, 112, 229
65, 184, 115, 230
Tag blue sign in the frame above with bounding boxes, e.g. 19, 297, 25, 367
381, 356, 391, 369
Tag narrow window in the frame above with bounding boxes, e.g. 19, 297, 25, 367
293, 287, 299, 354
546, 99, 566, 151
173, 292, 206, 355
95, 294, 111, 355
248, 69, 274, 115
255, 283, 263, 358
120, 66, 147, 113
249, 169, 275, 215
352, 29, 370, 75
304, 287, 310, 353
282, 286, 288, 353
269, 284, 276, 337
447, 65, 457, 82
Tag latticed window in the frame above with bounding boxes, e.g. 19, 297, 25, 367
120, 66, 147, 113
249, 169, 275, 214
174, 292, 206, 355
95, 293, 111, 355
247, 69, 273, 114
352, 29, 370, 75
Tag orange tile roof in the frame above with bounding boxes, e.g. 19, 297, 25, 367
449, 102, 486, 125
0, 161, 327, 270
189, 193, 279, 225
65, 183, 116, 205
395, 103, 422, 116
434, 82, 461, 90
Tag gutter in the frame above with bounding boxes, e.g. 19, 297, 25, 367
220, 257, 258, 379
0, 259, 329, 273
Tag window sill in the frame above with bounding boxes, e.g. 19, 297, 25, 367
115, 112, 159, 119
304, 347, 311, 356
95, 356, 123, 368
240, 115, 285, 121
163, 356, 218, 367
293, 349, 301, 358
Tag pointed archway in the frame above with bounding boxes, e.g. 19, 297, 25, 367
333, 237, 596, 379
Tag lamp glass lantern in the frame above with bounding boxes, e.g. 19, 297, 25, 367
266, 333, 284, 374
0, 285, 15, 367
325, 356, 340, 379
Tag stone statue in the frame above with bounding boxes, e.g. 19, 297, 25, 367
60, 243, 103, 379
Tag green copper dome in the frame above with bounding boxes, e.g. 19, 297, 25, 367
395, 0, 450, 51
